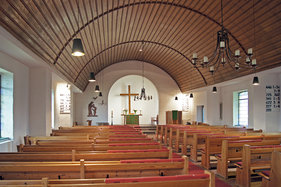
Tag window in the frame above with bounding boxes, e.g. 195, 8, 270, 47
0, 68, 13, 140
233, 90, 248, 127
238, 91, 248, 126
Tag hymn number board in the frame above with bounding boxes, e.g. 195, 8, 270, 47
266, 85, 280, 112
60, 92, 71, 114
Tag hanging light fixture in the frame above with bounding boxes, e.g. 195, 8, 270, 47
190, 93, 193, 98
71, 1, 85, 57
212, 86, 217, 93
94, 85, 100, 92
72, 38, 85, 56
192, 0, 256, 74
252, 76, 259, 85
99, 92, 103, 97
136, 41, 152, 101
175, 96, 178, 100
251, 0, 259, 86
89, 72, 96, 82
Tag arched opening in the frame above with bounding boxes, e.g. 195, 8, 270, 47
108, 75, 159, 125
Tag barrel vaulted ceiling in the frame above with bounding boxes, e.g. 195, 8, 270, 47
0, 0, 281, 91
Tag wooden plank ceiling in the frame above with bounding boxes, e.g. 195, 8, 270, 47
0, 0, 281, 92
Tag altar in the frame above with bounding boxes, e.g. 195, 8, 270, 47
122, 114, 142, 125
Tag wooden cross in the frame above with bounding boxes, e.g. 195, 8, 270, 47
120, 85, 139, 114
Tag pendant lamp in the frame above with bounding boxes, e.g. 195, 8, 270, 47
99, 92, 102, 97
252, 76, 259, 85
212, 86, 217, 93
190, 93, 193, 98
175, 96, 178, 100
72, 38, 85, 56
89, 72, 96, 82
95, 85, 100, 92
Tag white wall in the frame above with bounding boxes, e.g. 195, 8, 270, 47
29, 67, 52, 136
74, 60, 182, 125
188, 68, 281, 132
0, 52, 29, 151
108, 75, 159, 125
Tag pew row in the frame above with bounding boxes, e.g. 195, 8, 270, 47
216, 139, 281, 178
235, 145, 281, 187
201, 135, 281, 169
0, 171, 215, 187
18, 143, 162, 152
0, 148, 173, 162
258, 151, 281, 187
24, 135, 148, 145
0, 156, 189, 180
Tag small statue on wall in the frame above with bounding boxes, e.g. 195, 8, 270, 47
88, 101, 98, 117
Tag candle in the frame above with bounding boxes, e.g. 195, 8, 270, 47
252, 59, 257, 66
203, 56, 208, 63
193, 53, 197, 59
246, 57, 250, 63
235, 63, 240, 69
248, 48, 253, 55
220, 41, 225, 48
235, 49, 240, 56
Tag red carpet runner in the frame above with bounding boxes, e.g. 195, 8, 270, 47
189, 162, 232, 187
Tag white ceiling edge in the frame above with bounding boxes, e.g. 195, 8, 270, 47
186, 66, 281, 94
0, 25, 82, 93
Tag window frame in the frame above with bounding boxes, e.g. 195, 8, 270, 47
237, 90, 248, 127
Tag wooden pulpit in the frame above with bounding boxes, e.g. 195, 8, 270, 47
166, 110, 182, 124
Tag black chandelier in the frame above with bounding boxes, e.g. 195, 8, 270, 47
191, 0, 257, 75
134, 41, 152, 101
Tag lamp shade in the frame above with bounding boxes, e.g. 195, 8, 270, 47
212, 86, 217, 93
89, 72, 96, 82
72, 38, 85, 56
190, 93, 193, 98
252, 76, 259, 85
99, 92, 103, 97
94, 85, 100, 92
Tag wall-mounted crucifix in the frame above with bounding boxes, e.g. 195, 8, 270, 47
120, 85, 139, 114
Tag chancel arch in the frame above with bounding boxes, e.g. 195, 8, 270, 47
108, 75, 159, 125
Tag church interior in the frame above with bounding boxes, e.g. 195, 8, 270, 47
0, 0, 281, 186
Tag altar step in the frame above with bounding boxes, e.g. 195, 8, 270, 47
138, 125, 157, 134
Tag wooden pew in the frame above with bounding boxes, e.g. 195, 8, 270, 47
216, 139, 281, 178
18, 142, 162, 152
25, 134, 148, 145
0, 156, 189, 180
0, 171, 215, 187
0, 148, 172, 162
235, 144, 281, 187
200, 135, 278, 169
33, 137, 154, 146
258, 151, 281, 187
